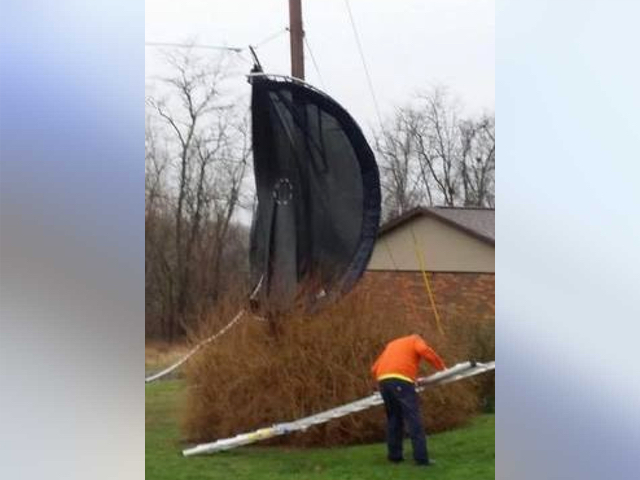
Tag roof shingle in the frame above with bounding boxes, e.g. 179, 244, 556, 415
379, 206, 495, 245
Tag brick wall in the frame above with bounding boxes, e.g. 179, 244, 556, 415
354, 271, 495, 330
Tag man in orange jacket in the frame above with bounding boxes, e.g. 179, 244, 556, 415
371, 334, 446, 466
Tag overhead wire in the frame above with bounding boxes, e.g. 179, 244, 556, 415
253, 26, 289, 49
146, 26, 290, 71
304, 35, 327, 91
342, 0, 384, 129
341, 1, 446, 336
145, 41, 242, 52
145, 41, 253, 68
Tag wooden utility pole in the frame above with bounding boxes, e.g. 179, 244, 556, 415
289, 0, 305, 79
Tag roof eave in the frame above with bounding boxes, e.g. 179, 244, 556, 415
378, 207, 495, 246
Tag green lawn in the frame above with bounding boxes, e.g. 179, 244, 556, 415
146, 381, 494, 480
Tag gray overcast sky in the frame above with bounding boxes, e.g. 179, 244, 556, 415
146, 0, 494, 129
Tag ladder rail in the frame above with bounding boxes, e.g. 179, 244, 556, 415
182, 360, 495, 456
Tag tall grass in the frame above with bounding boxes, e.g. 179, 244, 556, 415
182, 289, 494, 447
145, 341, 190, 372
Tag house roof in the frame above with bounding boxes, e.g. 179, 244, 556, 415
378, 206, 495, 245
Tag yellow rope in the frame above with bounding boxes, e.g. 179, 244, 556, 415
410, 227, 445, 336
383, 238, 400, 270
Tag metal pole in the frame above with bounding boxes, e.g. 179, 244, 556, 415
289, 0, 305, 79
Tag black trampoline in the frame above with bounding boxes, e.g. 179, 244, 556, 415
249, 74, 381, 311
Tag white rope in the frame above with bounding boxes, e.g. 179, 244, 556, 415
145, 309, 246, 384
182, 360, 495, 456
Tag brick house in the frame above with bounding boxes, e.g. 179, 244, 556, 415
357, 206, 495, 330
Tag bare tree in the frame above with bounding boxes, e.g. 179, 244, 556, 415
145, 115, 176, 338
145, 48, 250, 340
460, 115, 495, 207
411, 87, 464, 206
375, 87, 495, 216
375, 107, 427, 220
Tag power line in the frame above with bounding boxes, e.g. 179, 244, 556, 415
145, 27, 289, 68
342, 0, 384, 128
145, 41, 243, 52
253, 27, 289, 49
145, 41, 254, 66
304, 35, 327, 90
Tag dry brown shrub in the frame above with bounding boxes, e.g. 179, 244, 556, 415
145, 340, 190, 371
182, 289, 494, 447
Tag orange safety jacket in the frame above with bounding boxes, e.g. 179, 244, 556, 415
371, 334, 446, 383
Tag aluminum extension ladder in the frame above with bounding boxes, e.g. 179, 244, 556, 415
183, 360, 495, 456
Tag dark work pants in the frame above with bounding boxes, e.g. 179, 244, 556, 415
379, 378, 429, 463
